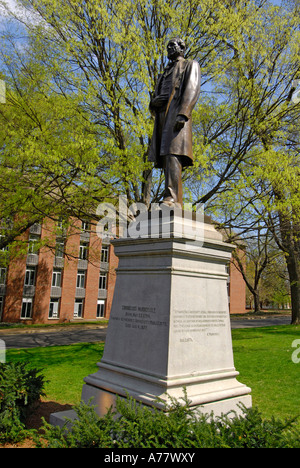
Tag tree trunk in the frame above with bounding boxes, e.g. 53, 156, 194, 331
277, 211, 300, 325
231, 250, 263, 314
285, 248, 300, 324
253, 290, 261, 314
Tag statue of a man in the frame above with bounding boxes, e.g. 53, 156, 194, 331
149, 37, 201, 207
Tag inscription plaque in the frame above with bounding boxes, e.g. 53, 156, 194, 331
110, 304, 167, 330
173, 310, 227, 336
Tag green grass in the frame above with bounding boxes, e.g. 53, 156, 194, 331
6, 342, 105, 405
232, 325, 300, 422
5, 325, 300, 423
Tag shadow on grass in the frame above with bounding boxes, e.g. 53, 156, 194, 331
8, 342, 105, 367
232, 324, 300, 340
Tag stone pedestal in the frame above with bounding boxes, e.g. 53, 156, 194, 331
81, 210, 251, 417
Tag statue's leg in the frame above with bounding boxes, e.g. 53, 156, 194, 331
163, 155, 183, 207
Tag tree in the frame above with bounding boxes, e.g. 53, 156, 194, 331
0, 0, 264, 249
260, 253, 290, 309
3, 0, 279, 209
0, 61, 106, 258
188, 1, 300, 323
225, 226, 283, 313
1, 0, 300, 322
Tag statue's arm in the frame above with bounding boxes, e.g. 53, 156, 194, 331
177, 61, 201, 121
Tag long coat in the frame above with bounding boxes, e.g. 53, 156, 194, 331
149, 56, 201, 169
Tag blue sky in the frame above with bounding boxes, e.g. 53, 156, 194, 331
0, 0, 286, 21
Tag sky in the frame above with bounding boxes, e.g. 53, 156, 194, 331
0, 0, 42, 26
0, 0, 285, 21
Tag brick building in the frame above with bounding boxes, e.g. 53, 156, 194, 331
0, 219, 245, 323
228, 254, 246, 315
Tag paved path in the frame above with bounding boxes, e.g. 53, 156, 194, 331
0, 326, 108, 349
230, 315, 291, 329
0, 316, 292, 349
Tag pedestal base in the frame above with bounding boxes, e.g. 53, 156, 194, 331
81, 385, 252, 419
51, 212, 251, 426
82, 214, 251, 417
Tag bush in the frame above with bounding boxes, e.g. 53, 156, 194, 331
0, 361, 46, 443
38, 393, 300, 448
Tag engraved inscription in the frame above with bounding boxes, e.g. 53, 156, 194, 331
111, 305, 167, 330
173, 310, 227, 337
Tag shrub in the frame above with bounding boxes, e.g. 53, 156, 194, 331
0, 361, 46, 443
38, 393, 300, 448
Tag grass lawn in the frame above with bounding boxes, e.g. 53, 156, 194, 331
232, 325, 300, 422
6, 324, 300, 423
6, 342, 105, 405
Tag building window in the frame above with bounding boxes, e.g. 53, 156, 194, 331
21, 298, 33, 319
79, 242, 88, 260
99, 273, 107, 290
97, 300, 105, 318
0, 268, 6, 285
101, 245, 109, 263
74, 299, 84, 318
0, 296, 4, 320
0, 235, 8, 252
28, 235, 39, 254
55, 239, 64, 258
52, 269, 62, 287
76, 270, 86, 289
24, 267, 36, 286
49, 298, 60, 319
81, 220, 89, 231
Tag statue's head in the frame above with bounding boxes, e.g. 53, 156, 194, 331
167, 37, 186, 61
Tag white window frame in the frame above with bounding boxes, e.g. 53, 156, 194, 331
97, 299, 105, 318
79, 242, 88, 260
55, 239, 65, 258
21, 298, 33, 319
101, 245, 109, 263
28, 235, 39, 254
49, 298, 60, 319
52, 269, 62, 287
0, 267, 6, 285
24, 267, 36, 286
99, 273, 107, 290
81, 220, 89, 231
76, 270, 86, 289
0, 235, 8, 252
74, 299, 84, 318
0, 296, 4, 320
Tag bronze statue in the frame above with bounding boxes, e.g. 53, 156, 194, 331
149, 37, 201, 207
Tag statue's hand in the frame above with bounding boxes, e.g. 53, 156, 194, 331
174, 114, 188, 131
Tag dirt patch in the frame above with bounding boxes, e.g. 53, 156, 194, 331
25, 398, 73, 430
0, 398, 73, 448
